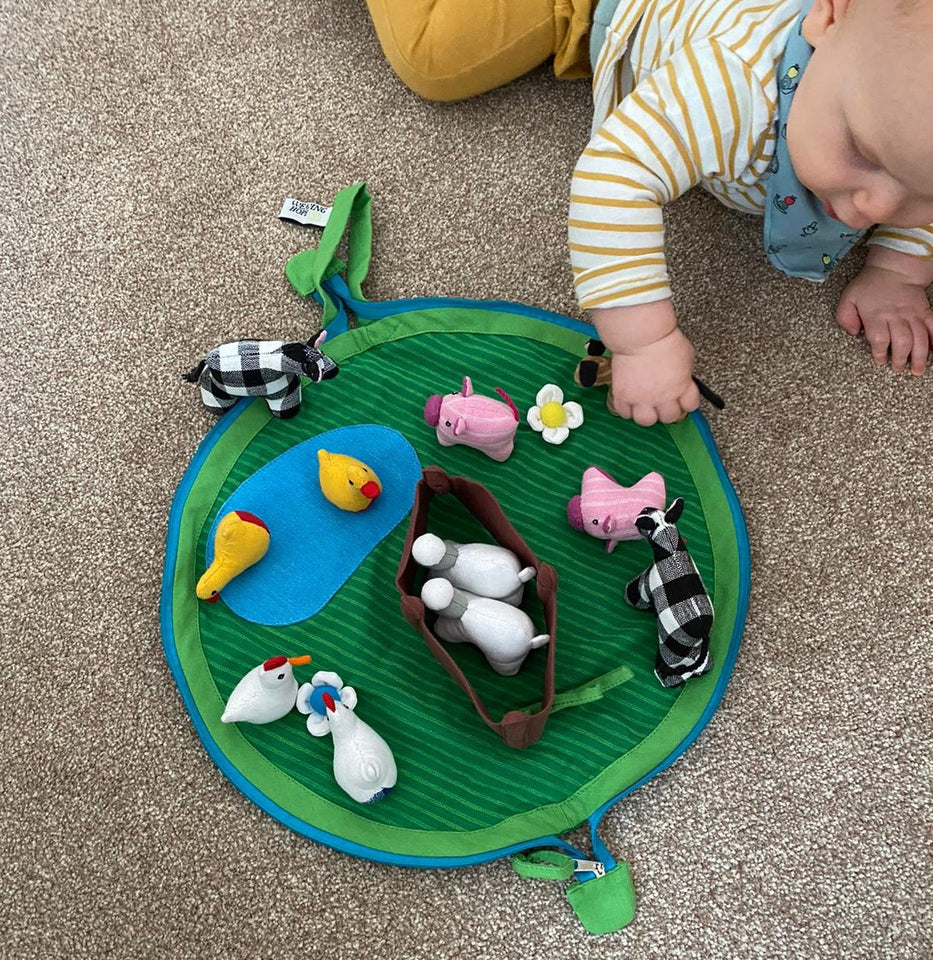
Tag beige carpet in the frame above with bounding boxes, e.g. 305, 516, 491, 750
3, 1, 931, 957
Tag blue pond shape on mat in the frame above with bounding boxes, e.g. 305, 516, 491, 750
206, 425, 422, 626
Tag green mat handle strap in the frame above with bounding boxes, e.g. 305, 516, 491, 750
284, 181, 373, 325
520, 663, 633, 716
512, 850, 576, 881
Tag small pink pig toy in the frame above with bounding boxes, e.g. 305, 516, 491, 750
424, 376, 520, 462
567, 467, 667, 552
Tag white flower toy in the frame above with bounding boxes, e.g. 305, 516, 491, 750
526, 384, 584, 445
295, 670, 358, 736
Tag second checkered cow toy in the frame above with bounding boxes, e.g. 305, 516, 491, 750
625, 498, 714, 689
184, 332, 338, 418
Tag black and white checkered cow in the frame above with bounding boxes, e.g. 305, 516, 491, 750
183, 332, 338, 419
625, 498, 714, 688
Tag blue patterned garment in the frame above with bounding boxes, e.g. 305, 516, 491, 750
764, 3, 867, 280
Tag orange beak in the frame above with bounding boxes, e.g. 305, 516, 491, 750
287, 655, 312, 666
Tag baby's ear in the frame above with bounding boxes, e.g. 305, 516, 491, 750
802, 0, 850, 46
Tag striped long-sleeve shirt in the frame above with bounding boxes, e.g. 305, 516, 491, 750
570, 0, 933, 310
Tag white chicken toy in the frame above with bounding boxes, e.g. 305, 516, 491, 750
421, 578, 550, 676
412, 533, 536, 605
295, 671, 397, 804
221, 654, 311, 724
323, 695, 397, 804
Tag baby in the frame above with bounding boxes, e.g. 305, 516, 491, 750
363, 0, 933, 423
571, 0, 933, 424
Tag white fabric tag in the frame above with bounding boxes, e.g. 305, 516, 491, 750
279, 199, 332, 227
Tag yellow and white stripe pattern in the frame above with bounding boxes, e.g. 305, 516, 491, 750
869, 227, 933, 262
571, 0, 933, 311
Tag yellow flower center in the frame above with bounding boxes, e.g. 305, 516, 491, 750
540, 401, 566, 428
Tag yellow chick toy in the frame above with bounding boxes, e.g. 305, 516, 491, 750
317, 450, 382, 512
197, 510, 271, 602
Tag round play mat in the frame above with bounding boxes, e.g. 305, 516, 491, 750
161, 183, 750, 933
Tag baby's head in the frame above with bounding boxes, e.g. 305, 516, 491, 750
787, 0, 933, 230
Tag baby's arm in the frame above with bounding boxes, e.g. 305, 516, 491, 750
570, 41, 769, 423
837, 229, 933, 374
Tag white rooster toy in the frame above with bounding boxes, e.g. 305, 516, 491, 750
221, 654, 311, 724
295, 671, 397, 804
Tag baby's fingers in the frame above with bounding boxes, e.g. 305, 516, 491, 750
653, 386, 701, 425
631, 403, 660, 427
863, 321, 893, 367
656, 401, 685, 424
887, 316, 929, 375
835, 296, 863, 337
907, 316, 931, 376
607, 391, 632, 421
678, 380, 702, 416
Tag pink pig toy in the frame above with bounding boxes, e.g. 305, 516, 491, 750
424, 376, 520, 462
567, 467, 667, 553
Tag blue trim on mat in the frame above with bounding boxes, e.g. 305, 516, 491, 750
162, 293, 749, 871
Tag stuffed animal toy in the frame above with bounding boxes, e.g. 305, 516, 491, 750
574, 338, 612, 390
567, 467, 667, 552
323, 695, 397, 804
574, 339, 724, 413
221, 654, 312, 724
412, 533, 536, 605
423, 376, 520, 462
421, 578, 550, 676
183, 331, 339, 419
296, 670, 396, 804
197, 510, 270, 602
625, 498, 714, 688
317, 450, 382, 512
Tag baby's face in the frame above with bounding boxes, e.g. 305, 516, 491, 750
786, 0, 933, 230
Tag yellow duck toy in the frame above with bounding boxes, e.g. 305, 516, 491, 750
197, 510, 271, 602
317, 450, 382, 512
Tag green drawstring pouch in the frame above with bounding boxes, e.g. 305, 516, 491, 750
161, 182, 750, 934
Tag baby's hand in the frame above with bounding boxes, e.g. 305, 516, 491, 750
836, 250, 933, 375
608, 328, 700, 426
591, 300, 700, 426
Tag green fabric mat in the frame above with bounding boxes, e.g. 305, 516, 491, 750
164, 308, 742, 861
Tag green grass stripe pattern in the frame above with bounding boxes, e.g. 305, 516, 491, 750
168, 307, 742, 857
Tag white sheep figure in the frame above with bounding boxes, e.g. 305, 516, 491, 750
412, 533, 536, 606
421, 578, 550, 676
